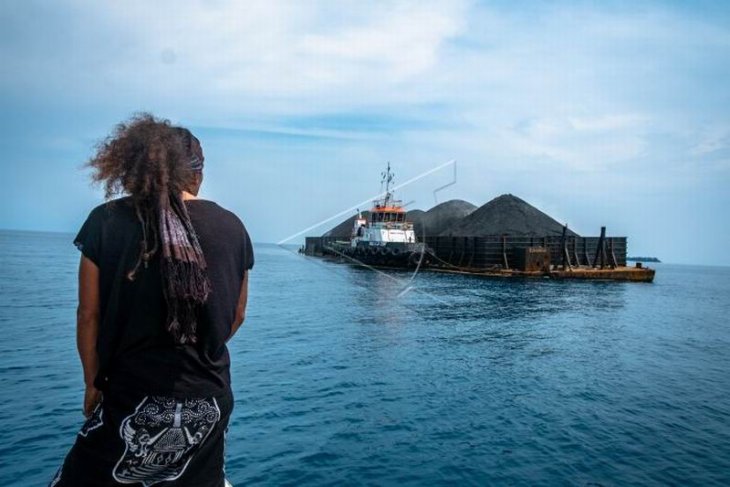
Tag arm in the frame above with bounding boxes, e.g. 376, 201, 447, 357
77, 255, 101, 417
228, 271, 249, 342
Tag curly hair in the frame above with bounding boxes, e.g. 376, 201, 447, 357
89, 113, 194, 201
87, 113, 210, 344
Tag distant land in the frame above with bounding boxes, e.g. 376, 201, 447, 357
627, 257, 661, 263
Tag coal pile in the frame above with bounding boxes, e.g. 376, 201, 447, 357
405, 209, 426, 233
323, 200, 474, 238
411, 200, 476, 237
440, 194, 578, 237
322, 195, 575, 239
323, 211, 370, 238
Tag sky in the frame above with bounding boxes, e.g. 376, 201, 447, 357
1, 1, 729, 265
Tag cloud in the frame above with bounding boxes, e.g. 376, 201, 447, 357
0, 0, 468, 119
2, 1, 727, 175
495, 114, 649, 170
2, 1, 730, 263
690, 125, 730, 157
298, 4, 463, 81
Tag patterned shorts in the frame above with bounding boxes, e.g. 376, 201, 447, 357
50, 386, 233, 487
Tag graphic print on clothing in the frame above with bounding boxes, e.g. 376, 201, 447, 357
78, 402, 103, 437
113, 396, 221, 486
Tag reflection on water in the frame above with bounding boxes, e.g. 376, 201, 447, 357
341, 261, 628, 322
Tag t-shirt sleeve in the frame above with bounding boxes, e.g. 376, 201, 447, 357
73, 206, 104, 266
241, 224, 254, 272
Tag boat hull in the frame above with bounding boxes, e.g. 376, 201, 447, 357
325, 241, 431, 268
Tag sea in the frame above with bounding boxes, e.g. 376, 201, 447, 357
1, 229, 729, 486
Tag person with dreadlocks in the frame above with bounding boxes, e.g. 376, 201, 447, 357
50, 114, 253, 487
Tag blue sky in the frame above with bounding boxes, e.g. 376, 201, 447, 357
1, 1, 729, 265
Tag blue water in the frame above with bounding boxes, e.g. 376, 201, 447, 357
1, 229, 729, 486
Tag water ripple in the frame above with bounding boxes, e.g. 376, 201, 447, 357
1, 235, 730, 485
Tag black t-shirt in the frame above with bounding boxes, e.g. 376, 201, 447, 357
73, 196, 254, 397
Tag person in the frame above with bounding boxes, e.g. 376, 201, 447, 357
50, 114, 254, 487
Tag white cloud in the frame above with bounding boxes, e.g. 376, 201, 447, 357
2, 1, 730, 262
567, 115, 647, 133
493, 114, 649, 170
5, 0, 464, 118
690, 125, 730, 157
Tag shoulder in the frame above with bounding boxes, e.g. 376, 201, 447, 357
74, 197, 134, 263
77, 197, 136, 236
187, 200, 247, 230
88, 196, 134, 220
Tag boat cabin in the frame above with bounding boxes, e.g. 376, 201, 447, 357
370, 206, 406, 224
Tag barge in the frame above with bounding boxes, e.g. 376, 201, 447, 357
304, 165, 655, 283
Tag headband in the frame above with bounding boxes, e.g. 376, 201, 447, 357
189, 153, 204, 172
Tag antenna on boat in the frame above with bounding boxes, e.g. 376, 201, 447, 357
381, 161, 395, 205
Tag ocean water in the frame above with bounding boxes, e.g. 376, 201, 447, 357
1, 229, 729, 486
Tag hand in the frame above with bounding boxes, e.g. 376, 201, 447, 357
83, 385, 102, 418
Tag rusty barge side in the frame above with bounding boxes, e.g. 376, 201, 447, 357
427, 264, 655, 282
304, 225, 656, 283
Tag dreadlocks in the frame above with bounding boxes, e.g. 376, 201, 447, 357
87, 113, 211, 344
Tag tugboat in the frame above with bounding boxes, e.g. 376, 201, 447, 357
331, 163, 430, 267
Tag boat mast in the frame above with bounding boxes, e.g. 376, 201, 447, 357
381, 162, 395, 207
